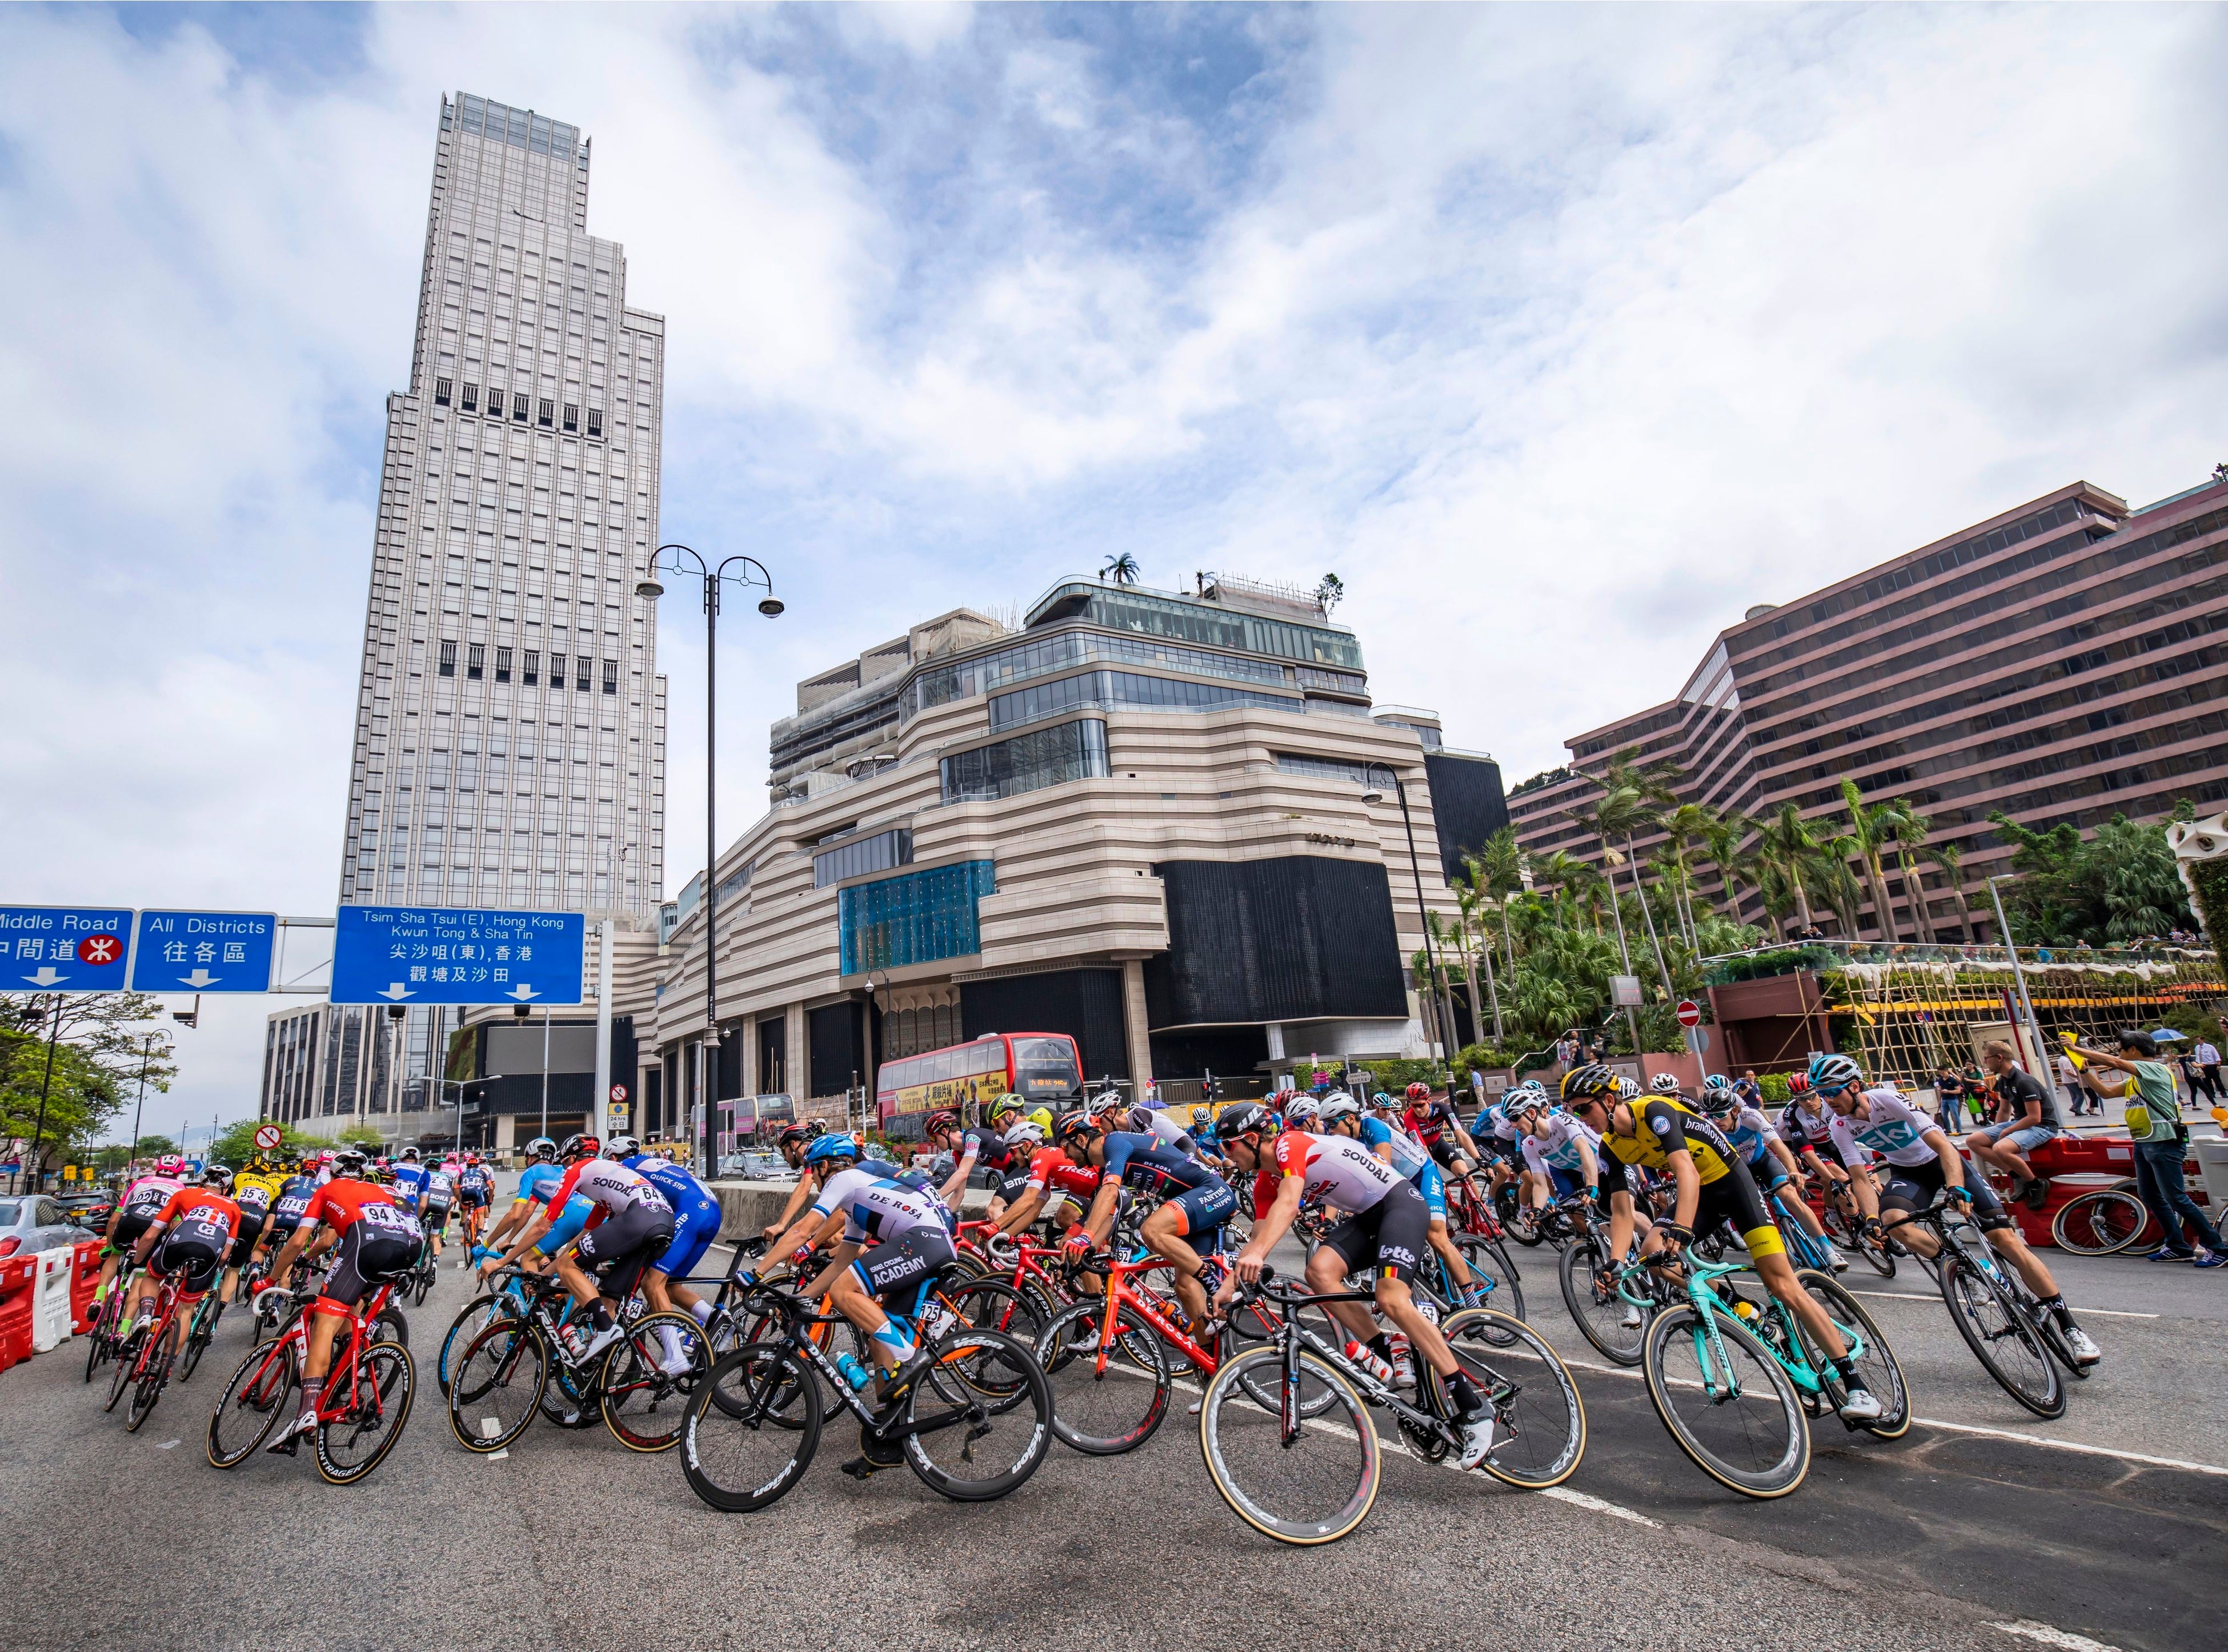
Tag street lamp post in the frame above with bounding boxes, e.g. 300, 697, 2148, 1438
1361, 764, 1457, 1064
1986, 875, 2049, 1073
637, 543, 783, 1174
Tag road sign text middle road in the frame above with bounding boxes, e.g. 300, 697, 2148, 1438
129, 909, 278, 994
1, 904, 133, 992
330, 905, 586, 1006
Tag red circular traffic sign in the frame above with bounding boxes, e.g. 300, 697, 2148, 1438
609, 1084, 626, 1103
78, 935, 121, 966
1676, 999, 1702, 1029
254, 1124, 283, 1150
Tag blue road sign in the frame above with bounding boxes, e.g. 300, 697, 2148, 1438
0, 905, 134, 992
330, 905, 585, 1006
128, 909, 278, 994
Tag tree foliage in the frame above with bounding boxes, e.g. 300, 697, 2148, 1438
1985, 805, 2197, 945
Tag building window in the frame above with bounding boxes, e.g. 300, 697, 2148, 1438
939, 718, 1109, 803
576, 656, 592, 691
1273, 751, 1375, 785
548, 652, 566, 688
434, 376, 452, 407
538, 398, 554, 428
511, 392, 528, 422
563, 403, 578, 432
587, 409, 602, 438
461, 383, 478, 412
466, 643, 484, 680
495, 646, 512, 683
839, 859, 996, 975
987, 667, 1299, 732
438, 640, 456, 678
522, 649, 540, 686
602, 659, 618, 695
814, 827, 913, 889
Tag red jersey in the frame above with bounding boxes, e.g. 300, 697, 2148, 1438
1022, 1146, 1101, 1202
301, 1177, 400, 1232
154, 1186, 241, 1245
1403, 1104, 1453, 1147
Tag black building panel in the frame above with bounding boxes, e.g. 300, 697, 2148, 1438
1149, 1026, 1270, 1081
809, 1001, 865, 1099
1144, 857, 1408, 1029
1424, 752, 1509, 884
961, 968, 1128, 1087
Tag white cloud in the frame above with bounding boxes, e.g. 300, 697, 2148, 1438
3, 2, 2223, 1134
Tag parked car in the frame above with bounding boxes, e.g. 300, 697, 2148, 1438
55, 1191, 114, 1232
0, 1196, 97, 1258
719, 1150, 797, 1184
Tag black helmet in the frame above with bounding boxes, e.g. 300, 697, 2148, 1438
1215, 1101, 1276, 1141
1560, 1062, 1618, 1103
1052, 1109, 1096, 1144
777, 1123, 813, 1149
557, 1133, 600, 1163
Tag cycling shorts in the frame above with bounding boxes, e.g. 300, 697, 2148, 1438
1414, 1160, 1447, 1222
1603, 1154, 1783, 1261
1546, 1167, 1609, 1213
850, 1224, 959, 1309
993, 1169, 1033, 1209
1426, 1137, 1462, 1170
1162, 1179, 1238, 1238
1746, 1150, 1793, 1193
1877, 1153, 2013, 1234
150, 1233, 226, 1297
575, 1202, 676, 1301
458, 1189, 491, 1210
423, 1202, 452, 1230
111, 1211, 157, 1256
651, 1198, 723, 1282
1317, 1177, 1430, 1285
226, 1217, 266, 1268
318, 1224, 419, 1311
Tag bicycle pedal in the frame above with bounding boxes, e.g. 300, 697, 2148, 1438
839, 1454, 890, 1481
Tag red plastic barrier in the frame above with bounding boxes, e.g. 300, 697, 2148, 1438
0, 1254, 37, 1375
2029, 1134, 2136, 1177
69, 1240, 102, 1335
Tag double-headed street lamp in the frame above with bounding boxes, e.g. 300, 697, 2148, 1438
1361, 763, 1458, 1065
636, 544, 783, 1172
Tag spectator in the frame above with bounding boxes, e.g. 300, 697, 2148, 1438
1734, 1069, 1762, 1107
2195, 1032, 2224, 1106
2070, 1033, 2228, 1266
1966, 1040, 2063, 1210
1935, 1065, 1969, 1130
2053, 1046, 2094, 1118
1961, 1061, 1990, 1123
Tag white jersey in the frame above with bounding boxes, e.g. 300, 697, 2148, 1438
1131, 1109, 1192, 1151
1828, 1088, 1938, 1169
550, 1158, 673, 1218
1272, 1131, 1400, 1215
1520, 1112, 1601, 1176
810, 1167, 948, 1244
425, 1165, 458, 1204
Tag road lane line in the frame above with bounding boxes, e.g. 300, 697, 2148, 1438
1541, 1486, 1661, 1527
1906, 1417, 2228, 1477
1843, 1289, 2157, 1320
154, 1440, 179, 1450
1987, 1619, 2125, 1651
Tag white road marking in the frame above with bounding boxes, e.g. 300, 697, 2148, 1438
1987, 1619, 2125, 1651
1844, 1289, 2157, 1320
1908, 1417, 2228, 1478
154, 1440, 179, 1450
1541, 1485, 1661, 1527
486, 1449, 508, 1461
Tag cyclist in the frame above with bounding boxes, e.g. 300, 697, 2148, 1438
1402, 1081, 1484, 1180
610, 1135, 725, 1363
477, 1136, 561, 1260
390, 1146, 428, 1216
456, 1153, 495, 1253
1810, 1053, 2099, 1365
1055, 1108, 1238, 1337
262, 1148, 420, 1453
1512, 1091, 1603, 1214
984, 1121, 1096, 1240
1700, 1074, 1846, 1271
420, 1154, 459, 1264
755, 1124, 829, 1241
95, 1154, 187, 1311
536, 1134, 676, 1364
1210, 1101, 1505, 1470
1559, 1062, 1884, 1422
123, 1169, 241, 1354
1321, 1093, 1488, 1310
253, 1157, 321, 1274
922, 1109, 1001, 1207
204, 1165, 265, 1310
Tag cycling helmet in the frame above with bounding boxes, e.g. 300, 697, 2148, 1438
1649, 1073, 1684, 1094
1052, 1109, 1096, 1144
1559, 1062, 1617, 1103
1028, 1108, 1055, 1136
399, 1146, 419, 1162
987, 1093, 1025, 1124
922, 1109, 959, 1138
1317, 1094, 1362, 1126
1215, 1101, 1276, 1140
155, 1154, 186, 1176
203, 1165, 233, 1190
1405, 1081, 1433, 1102
605, 1134, 642, 1158
1004, 1120, 1048, 1151
1701, 1073, 1732, 1093
526, 1136, 556, 1161
1701, 1084, 1740, 1118
332, 1149, 368, 1177
298, 1156, 319, 1175
1786, 1071, 1812, 1095
1084, 1092, 1126, 1122
1502, 1092, 1546, 1124
556, 1133, 600, 1163
1283, 1095, 1323, 1129
1190, 1106, 1212, 1129
466, 1152, 480, 1165
776, 1123, 813, 1149
803, 1133, 857, 1168
1808, 1053, 1864, 1094
319, 1149, 336, 1162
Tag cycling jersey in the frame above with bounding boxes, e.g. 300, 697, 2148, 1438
1722, 1104, 1782, 1167
1271, 1130, 1400, 1215
231, 1170, 282, 1224
1402, 1104, 1452, 1148
390, 1162, 429, 1211
459, 1164, 494, 1196
152, 1186, 241, 1247
1828, 1088, 1940, 1169
1600, 1096, 1741, 1185
1358, 1116, 1433, 1180
810, 1167, 949, 1245
1097, 1132, 1215, 1196
1128, 1109, 1198, 1155
1021, 1146, 1102, 1202
1776, 1098, 1836, 1149
1478, 1101, 1522, 1144
514, 1161, 566, 1206
121, 1174, 183, 1221
301, 1177, 407, 1233
267, 1174, 316, 1234
423, 1166, 458, 1208
1519, 1112, 1601, 1178
543, 1158, 673, 1228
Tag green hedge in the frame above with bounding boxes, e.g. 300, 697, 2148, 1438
1703, 945, 1844, 985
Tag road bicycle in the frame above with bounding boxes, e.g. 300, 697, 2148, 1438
1555, 1198, 1654, 1365
1893, 1198, 2079, 1418
406, 1236, 440, 1308
1616, 1248, 1908, 1500
1197, 1268, 1584, 1544
105, 1272, 189, 1432
678, 1271, 1052, 1511
445, 1268, 709, 1453
81, 1268, 136, 1386
206, 1277, 416, 1484
2050, 1179, 2151, 1256
174, 1289, 226, 1382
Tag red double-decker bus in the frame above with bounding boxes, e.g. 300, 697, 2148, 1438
876, 1032, 1083, 1136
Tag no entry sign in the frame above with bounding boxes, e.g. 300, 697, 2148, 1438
1676, 999, 1702, 1029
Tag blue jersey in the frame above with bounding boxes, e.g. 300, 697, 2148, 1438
390, 1162, 429, 1210
459, 1164, 494, 1196
514, 1162, 566, 1205
624, 1154, 720, 1218
1098, 1132, 1213, 1195
527, 1180, 599, 1255
1721, 1105, 1780, 1167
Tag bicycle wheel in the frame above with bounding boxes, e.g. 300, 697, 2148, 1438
1558, 1241, 1647, 1366
680, 1343, 823, 1513
1498, 1193, 1544, 1248
1788, 1269, 1910, 1440
447, 1318, 549, 1451
178, 1302, 215, 1382
929, 1276, 1047, 1350
373, 1305, 410, 1349
1199, 1345, 1379, 1545
599, 1311, 708, 1452
82, 1298, 114, 1384
2051, 1187, 2147, 1257
1941, 1256, 2064, 1416
1033, 1300, 1171, 1455
1457, 1236, 1525, 1333
316, 1344, 415, 1485
125, 1346, 174, 1434
1641, 1304, 1809, 1498
1433, 1309, 1586, 1489
208, 1338, 298, 1467
105, 1327, 143, 1413
438, 1293, 507, 1397
897, 1328, 1053, 1501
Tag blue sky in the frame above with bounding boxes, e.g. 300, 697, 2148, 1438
5, 2, 2226, 1135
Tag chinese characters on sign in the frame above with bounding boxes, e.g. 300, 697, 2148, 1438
330, 905, 586, 1005
128, 911, 278, 994
0, 906, 133, 991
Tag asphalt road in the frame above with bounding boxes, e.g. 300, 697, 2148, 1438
3, 1229, 2222, 1652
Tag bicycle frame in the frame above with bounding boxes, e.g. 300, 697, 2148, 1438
736, 1283, 987, 1448
1081, 1254, 1219, 1378
1240, 1279, 1462, 1451
1621, 1253, 1864, 1405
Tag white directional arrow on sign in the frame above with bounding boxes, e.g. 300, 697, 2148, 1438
378, 983, 415, 1001
22, 967, 66, 988
179, 969, 223, 989
506, 984, 540, 1001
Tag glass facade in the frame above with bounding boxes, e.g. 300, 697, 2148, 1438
839, 859, 996, 975
1275, 751, 1374, 785
911, 627, 1289, 716
941, 718, 1109, 801
1024, 583, 1364, 669
987, 668, 1300, 731
813, 827, 914, 888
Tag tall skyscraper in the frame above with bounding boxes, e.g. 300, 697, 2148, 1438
304, 93, 669, 1115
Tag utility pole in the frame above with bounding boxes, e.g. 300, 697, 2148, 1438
24, 995, 66, 1195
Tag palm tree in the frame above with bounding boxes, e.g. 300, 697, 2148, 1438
1586, 752, 1680, 1003
1454, 873, 1505, 1046
1888, 799, 1937, 943
1936, 840, 1971, 940
1657, 801, 1720, 947
1100, 553, 1140, 586
1753, 803, 1831, 934
1701, 808, 1760, 925
1572, 774, 1676, 1009
1465, 827, 1526, 976
1833, 779, 1905, 940
1530, 849, 1597, 932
